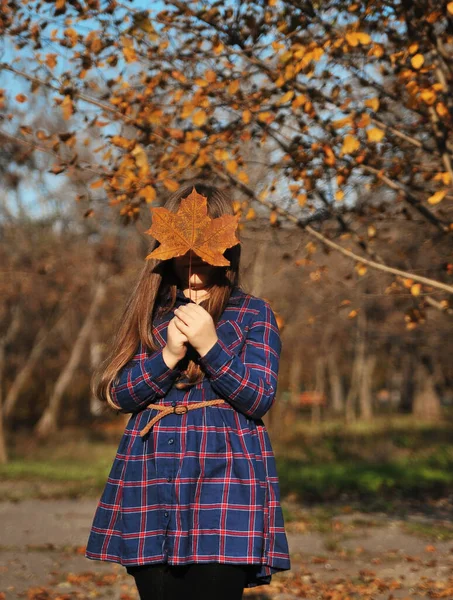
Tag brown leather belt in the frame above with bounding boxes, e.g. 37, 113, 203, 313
140, 399, 226, 438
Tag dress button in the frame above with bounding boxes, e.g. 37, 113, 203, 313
167, 476, 172, 482
168, 438, 174, 445
164, 511, 169, 517
171, 401, 176, 407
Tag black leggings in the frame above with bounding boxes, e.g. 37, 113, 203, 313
126, 562, 250, 600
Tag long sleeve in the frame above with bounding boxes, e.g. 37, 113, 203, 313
198, 299, 281, 419
109, 342, 182, 413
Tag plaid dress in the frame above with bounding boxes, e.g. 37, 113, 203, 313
85, 285, 291, 588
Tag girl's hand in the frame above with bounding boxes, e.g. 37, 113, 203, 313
163, 317, 189, 369
173, 303, 218, 357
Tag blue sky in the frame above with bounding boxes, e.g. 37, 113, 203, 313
1, 1, 363, 221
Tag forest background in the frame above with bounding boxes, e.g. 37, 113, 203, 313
1, 1, 453, 597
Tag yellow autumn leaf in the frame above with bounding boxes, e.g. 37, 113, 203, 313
242, 109, 252, 124
64, 28, 78, 47
411, 283, 422, 296
292, 94, 307, 109
448, 2, 453, 14
269, 210, 278, 225
427, 190, 447, 204
163, 179, 180, 192
122, 37, 137, 63
192, 110, 207, 126
61, 95, 73, 120
276, 90, 295, 105
183, 141, 200, 155
356, 32, 371, 44
370, 44, 384, 58
365, 97, 380, 111
420, 89, 436, 105
237, 171, 249, 184
357, 113, 371, 128
140, 185, 156, 203
226, 160, 238, 174
297, 193, 307, 206
346, 32, 371, 46
340, 135, 360, 155
111, 135, 133, 150
257, 111, 273, 122
355, 262, 367, 276
433, 171, 451, 185
368, 225, 376, 237
408, 43, 419, 54
411, 54, 424, 69
436, 102, 448, 117
205, 69, 216, 83
335, 190, 344, 201
90, 179, 104, 189
366, 127, 385, 142
214, 149, 230, 161
45, 54, 57, 69
324, 145, 336, 166
131, 144, 149, 175
194, 77, 208, 88
245, 208, 256, 220
332, 116, 353, 129
228, 80, 240, 94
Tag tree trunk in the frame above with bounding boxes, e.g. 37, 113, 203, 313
250, 243, 267, 298
34, 276, 107, 439
3, 323, 53, 419
359, 354, 376, 421
327, 351, 344, 415
345, 332, 362, 424
399, 344, 416, 413
413, 362, 442, 421
312, 356, 325, 425
89, 325, 105, 417
0, 306, 22, 463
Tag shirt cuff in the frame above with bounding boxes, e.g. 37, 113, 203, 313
148, 348, 182, 389
198, 339, 235, 378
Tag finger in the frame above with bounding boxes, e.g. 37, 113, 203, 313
173, 315, 190, 332
174, 306, 196, 325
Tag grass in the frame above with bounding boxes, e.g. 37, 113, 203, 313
401, 521, 453, 541
272, 415, 453, 505
276, 458, 453, 503
2, 416, 453, 506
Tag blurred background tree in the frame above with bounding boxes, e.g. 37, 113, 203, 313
0, 0, 452, 470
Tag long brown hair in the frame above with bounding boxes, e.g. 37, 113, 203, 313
92, 181, 242, 411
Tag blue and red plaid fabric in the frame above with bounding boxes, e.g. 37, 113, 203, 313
85, 285, 291, 588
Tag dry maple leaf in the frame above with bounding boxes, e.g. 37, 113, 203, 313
145, 187, 240, 266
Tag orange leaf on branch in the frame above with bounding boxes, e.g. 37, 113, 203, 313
145, 187, 240, 267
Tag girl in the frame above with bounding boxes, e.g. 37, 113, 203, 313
85, 182, 291, 600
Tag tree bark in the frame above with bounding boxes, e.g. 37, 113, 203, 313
312, 356, 325, 425
399, 344, 416, 413
3, 323, 53, 419
413, 360, 442, 421
0, 306, 22, 463
327, 351, 344, 415
359, 354, 376, 421
89, 325, 105, 417
34, 275, 107, 439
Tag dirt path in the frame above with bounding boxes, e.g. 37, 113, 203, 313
1, 498, 453, 599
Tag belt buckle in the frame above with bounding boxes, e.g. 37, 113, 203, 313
174, 405, 188, 415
